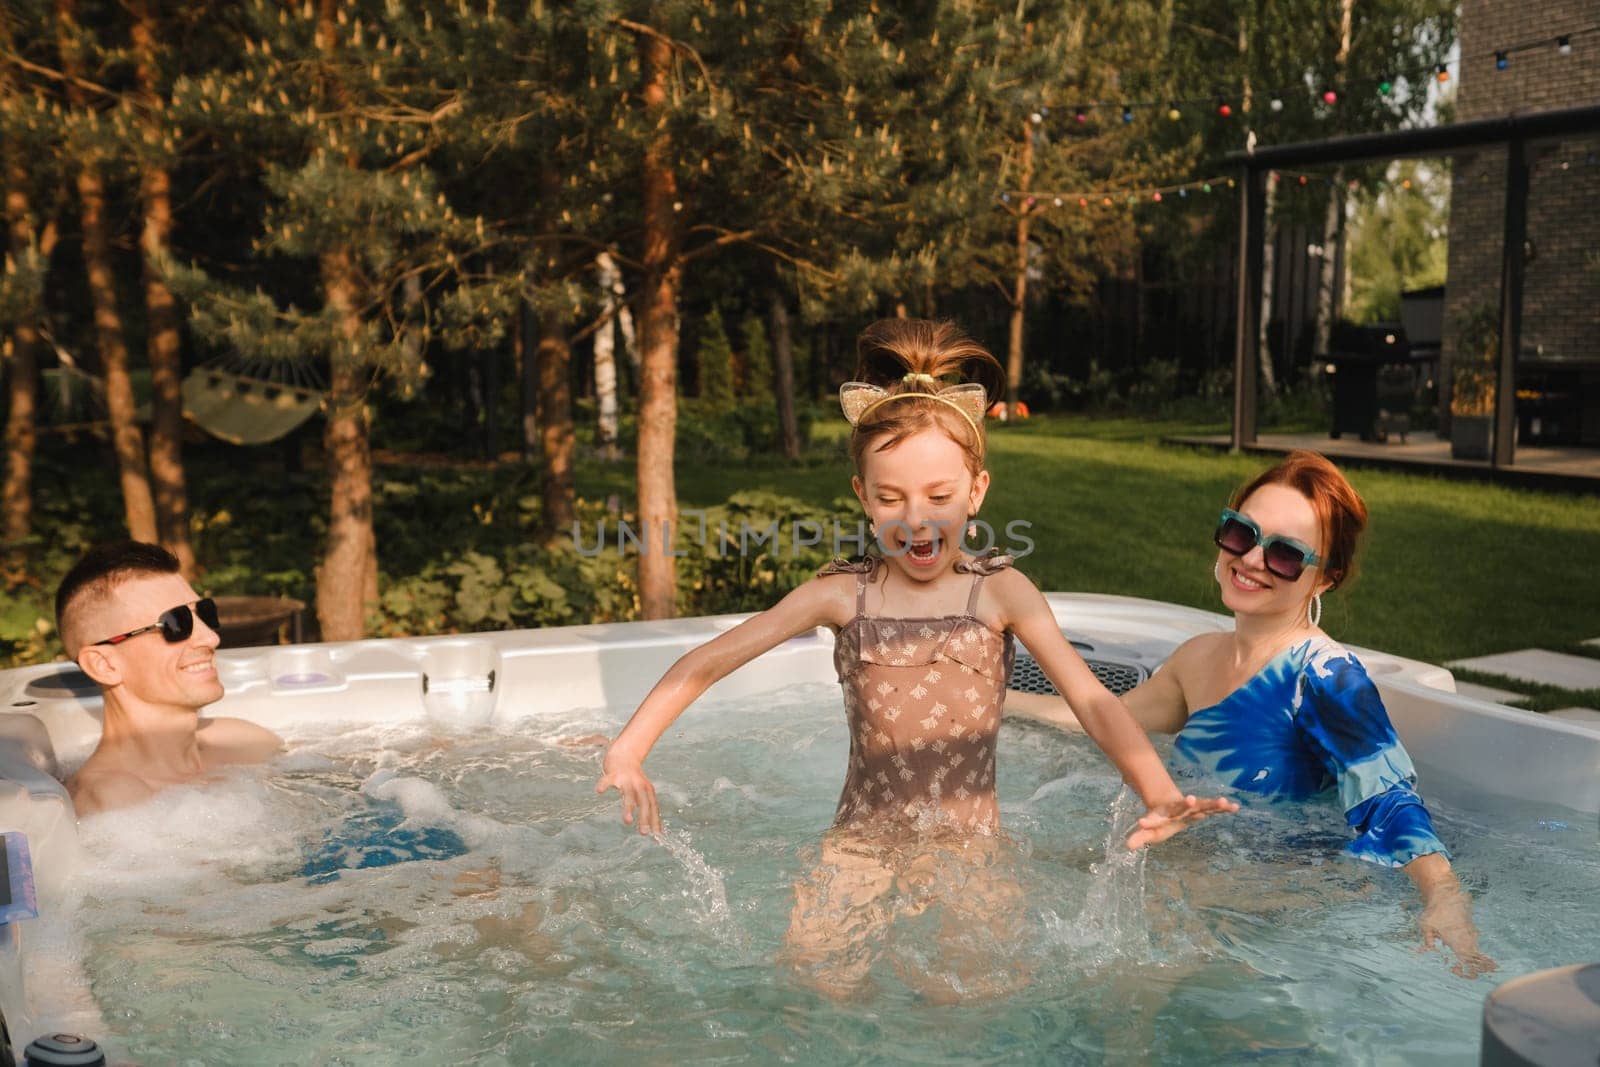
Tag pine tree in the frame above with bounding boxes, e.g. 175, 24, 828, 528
167, 0, 501, 639
0, 2, 63, 552
739, 314, 774, 406
697, 308, 735, 413
128, 0, 195, 575
56, 0, 159, 544
600, 1, 905, 617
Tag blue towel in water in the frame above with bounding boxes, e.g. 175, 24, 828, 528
301, 802, 468, 884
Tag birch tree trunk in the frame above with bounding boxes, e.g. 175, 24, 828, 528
130, 0, 194, 577
593, 253, 622, 460
1241, 6, 1278, 396
1313, 0, 1355, 361
58, 0, 159, 543
769, 290, 800, 459
1005, 119, 1034, 413
636, 30, 681, 620
1256, 172, 1281, 395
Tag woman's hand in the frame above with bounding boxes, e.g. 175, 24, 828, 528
1419, 882, 1497, 979
1126, 794, 1240, 850
596, 754, 661, 836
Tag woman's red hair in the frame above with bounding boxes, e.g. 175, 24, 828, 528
1231, 450, 1368, 588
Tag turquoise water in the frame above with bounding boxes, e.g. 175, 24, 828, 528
46, 682, 1600, 1065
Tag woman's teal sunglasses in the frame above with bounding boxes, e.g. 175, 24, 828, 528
1214, 508, 1321, 581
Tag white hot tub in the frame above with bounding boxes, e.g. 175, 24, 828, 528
0, 593, 1593, 1062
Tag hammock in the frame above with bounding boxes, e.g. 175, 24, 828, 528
181, 359, 326, 446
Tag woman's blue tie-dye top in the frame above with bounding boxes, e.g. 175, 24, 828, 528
1173, 635, 1448, 868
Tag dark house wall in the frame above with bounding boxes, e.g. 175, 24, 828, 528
1445, 0, 1600, 444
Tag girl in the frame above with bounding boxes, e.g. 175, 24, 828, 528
596, 319, 1235, 989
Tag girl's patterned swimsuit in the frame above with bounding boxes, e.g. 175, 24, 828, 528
1174, 634, 1449, 867
819, 553, 1015, 833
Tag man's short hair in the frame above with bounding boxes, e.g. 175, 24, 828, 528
56, 540, 182, 652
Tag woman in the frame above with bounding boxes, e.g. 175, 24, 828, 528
1009, 450, 1495, 978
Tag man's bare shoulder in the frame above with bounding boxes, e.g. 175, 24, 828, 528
197, 717, 284, 765
68, 764, 158, 819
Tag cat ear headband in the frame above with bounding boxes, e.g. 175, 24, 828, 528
838, 373, 988, 440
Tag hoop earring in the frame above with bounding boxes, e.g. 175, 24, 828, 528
1307, 593, 1323, 629
1214, 561, 1222, 583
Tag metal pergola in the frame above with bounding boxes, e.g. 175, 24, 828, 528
1226, 104, 1600, 468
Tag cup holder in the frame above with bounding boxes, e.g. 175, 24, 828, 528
267, 647, 345, 692
420, 639, 500, 730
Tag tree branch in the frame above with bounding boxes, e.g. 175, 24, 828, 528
608, 17, 716, 93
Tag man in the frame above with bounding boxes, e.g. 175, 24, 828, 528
55, 541, 282, 817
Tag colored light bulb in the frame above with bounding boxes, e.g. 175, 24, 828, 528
1270, 97, 1284, 112
1379, 80, 1393, 95
1122, 107, 1134, 123
1322, 89, 1338, 104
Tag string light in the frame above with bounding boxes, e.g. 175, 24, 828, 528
1003, 175, 1238, 210
1012, 25, 1592, 131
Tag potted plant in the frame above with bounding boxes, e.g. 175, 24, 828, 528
1450, 304, 1498, 461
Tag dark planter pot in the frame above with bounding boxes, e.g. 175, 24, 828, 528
214, 595, 306, 648
1450, 414, 1493, 461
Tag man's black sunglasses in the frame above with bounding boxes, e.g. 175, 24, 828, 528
93, 598, 220, 647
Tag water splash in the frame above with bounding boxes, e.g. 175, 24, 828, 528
652, 829, 741, 947
1044, 786, 1152, 965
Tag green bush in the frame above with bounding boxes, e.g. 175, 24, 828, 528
0, 436, 843, 667
1127, 358, 1181, 412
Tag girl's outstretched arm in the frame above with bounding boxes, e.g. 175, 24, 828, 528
990, 571, 1237, 848
596, 574, 853, 835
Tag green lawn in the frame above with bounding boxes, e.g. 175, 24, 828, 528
581, 414, 1600, 667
